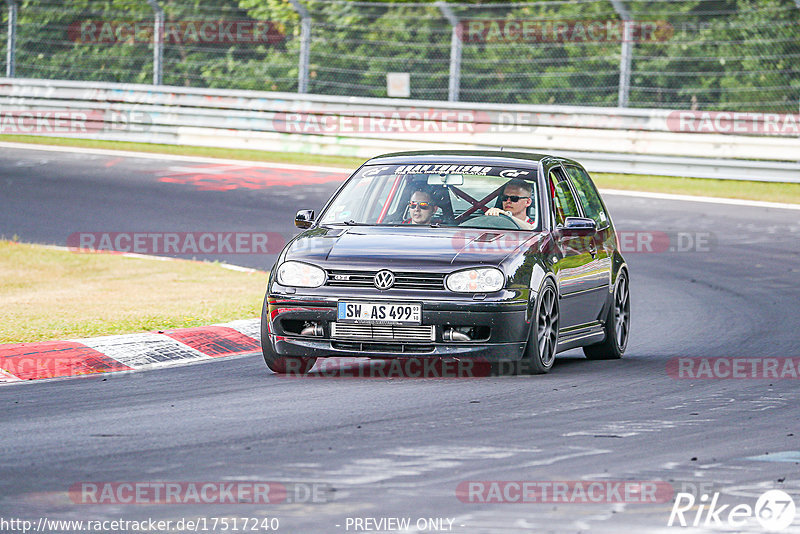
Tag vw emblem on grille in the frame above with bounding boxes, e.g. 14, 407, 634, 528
374, 270, 395, 290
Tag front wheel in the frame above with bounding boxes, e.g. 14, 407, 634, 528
260, 296, 317, 374
519, 278, 559, 374
264, 353, 317, 375
583, 269, 630, 360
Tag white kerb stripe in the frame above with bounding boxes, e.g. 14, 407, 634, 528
217, 319, 261, 341
77, 333, 209, 369
0, 368, 23, 382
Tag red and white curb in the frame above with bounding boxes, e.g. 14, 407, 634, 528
0, 319, 261, 383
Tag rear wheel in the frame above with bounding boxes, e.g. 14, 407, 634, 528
583, 270, 630, 360
260, 296, 317, 375
518, 278, 559, 374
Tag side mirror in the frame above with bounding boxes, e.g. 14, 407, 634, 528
295, 209, 315, 229
560, 217, 596, 236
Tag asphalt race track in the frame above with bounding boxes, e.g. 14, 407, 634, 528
0, 147, 346, 270
1, 146, 799, 533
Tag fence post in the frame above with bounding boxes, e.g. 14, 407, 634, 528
147, 0, 164, 85
795, 1, 800, 114
610, 0, 632, 107
5, 0, 17, 78
437, 1, 461, 102
288, 0, 310, 94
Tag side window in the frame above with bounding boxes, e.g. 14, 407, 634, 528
548, 168, 579, 226
566, 166, 609, 228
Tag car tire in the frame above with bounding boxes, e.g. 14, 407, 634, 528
519, 278, 559, 375
260, 295, 317, 375
583, 269, 630, 360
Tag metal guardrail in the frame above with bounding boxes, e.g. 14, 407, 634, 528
0, 78, 798, 183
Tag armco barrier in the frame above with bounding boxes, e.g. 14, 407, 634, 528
1, 78, 798, 182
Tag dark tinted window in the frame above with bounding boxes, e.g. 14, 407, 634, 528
566, 166, 609, 228
549, 168, 579, 226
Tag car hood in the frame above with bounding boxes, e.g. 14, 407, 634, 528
284, 226, 543, 269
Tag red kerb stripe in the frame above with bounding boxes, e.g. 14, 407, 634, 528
164, 326, 260, 357
0, 341, 132, 380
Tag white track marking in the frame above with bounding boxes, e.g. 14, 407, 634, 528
0, 142, 352, 173
600, 188, 800, 210
3, 141, 797, 209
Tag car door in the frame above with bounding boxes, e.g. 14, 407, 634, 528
547, 164, 608, 327
564, 164, 613, 321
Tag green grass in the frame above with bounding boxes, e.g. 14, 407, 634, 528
592, 173, 800, 204
0, 240, 268, 343
2, 134, 798, 204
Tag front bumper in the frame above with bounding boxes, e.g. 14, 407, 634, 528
265, 293, 530, 361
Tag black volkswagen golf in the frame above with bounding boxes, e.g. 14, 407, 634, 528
261, 150, 630, 375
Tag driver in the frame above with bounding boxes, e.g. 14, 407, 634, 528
405, 189, 439, 225
485, 179, 534, 230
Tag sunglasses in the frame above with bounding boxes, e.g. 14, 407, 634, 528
501, 195, 530, 202
408, 201, 433, 210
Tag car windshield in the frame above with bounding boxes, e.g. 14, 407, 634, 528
318, 163, 539, 230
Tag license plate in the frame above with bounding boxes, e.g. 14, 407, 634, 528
337, 301, 421, 324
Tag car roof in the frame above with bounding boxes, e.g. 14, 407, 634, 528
364, 150, 581, 169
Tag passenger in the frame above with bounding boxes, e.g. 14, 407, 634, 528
485, 179, 535, 230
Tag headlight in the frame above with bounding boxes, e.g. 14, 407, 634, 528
446, 267, 505, 293
276, 261, 326, 288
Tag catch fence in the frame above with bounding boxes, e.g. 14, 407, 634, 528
2, 0, 799, 112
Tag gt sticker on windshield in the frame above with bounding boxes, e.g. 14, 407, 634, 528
499, 169, 530, 178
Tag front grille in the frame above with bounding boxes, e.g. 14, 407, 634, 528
331, 341, 435, 353
331, 322, 435, 342
326, 270, 445, 290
